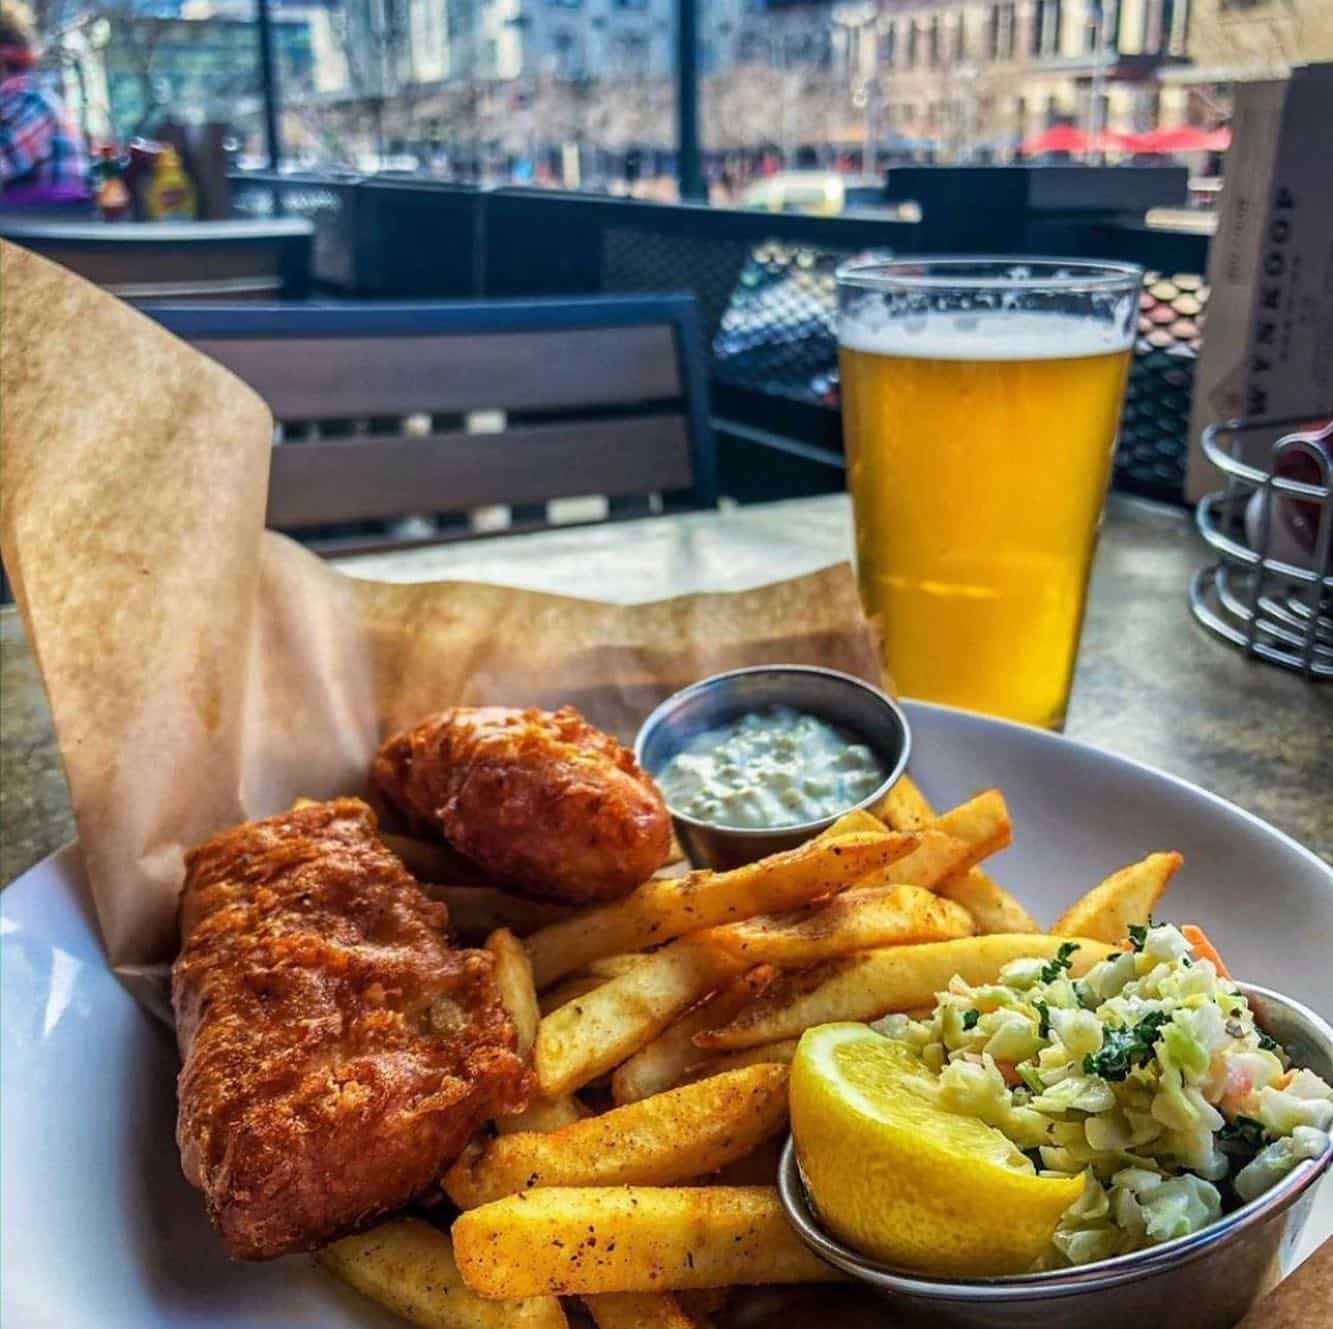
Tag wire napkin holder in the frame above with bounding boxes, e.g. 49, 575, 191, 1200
1190, 415, 1332, 679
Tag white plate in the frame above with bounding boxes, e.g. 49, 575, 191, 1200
3, 700, 1331, 1328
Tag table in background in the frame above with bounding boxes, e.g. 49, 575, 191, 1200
3, 494, 1330, 884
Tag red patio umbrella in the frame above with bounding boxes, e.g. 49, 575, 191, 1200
1020, 125, 1132, 155
1127, 126, 1223, 154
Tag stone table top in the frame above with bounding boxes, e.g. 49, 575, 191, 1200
3, 493, 1330, 885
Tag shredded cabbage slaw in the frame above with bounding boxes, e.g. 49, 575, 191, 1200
872, 923, 1333, 1267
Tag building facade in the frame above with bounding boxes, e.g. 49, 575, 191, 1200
814, 0, 1332, 157
453, 0, 750, 83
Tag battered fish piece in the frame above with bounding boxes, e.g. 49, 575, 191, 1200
373, 706, 671, 904
172, 798, 528, 1261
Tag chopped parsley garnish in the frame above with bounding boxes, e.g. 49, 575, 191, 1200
1033, 999, 1052, 1040
1256, 1030, 1280, 1053
962, 1009, 980, 1031
1127, 919, 1151, 952
1083, 1010, 1171, 1081
1038, 941, 1081, 983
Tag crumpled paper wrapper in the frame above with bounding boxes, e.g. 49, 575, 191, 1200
0, 242, 881, 1017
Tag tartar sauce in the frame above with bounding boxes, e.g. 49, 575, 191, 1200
656, 705, 887, 829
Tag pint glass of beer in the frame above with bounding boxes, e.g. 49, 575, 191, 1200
837, 258, 1143, 729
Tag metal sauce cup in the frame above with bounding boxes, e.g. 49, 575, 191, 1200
778, 982, 1333, 1329
634, 666, 911, 871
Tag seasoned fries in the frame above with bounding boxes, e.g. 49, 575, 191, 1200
496, 1095, 588, 1136
859, 790, 1012, 894
874, 774, 936, 829
695, 934, 1117, 1051
877, 778, 1037, 934
1053, 852, 1184, 942
307, 749, 1188, 1316
526, 830, 916, 989
451, 1187, 839, 1297
486, 929, 539, 1057
937, 867, 1039, 934
538, 972, 608, 1016
929, 789, 1012, 859
444, 1065, 789, 1208
535, 936, 745, 1096
318, 1218, 568, 1329
879, 773, 1034, 927
611, 966, 778, 1105
701, 883, 974, 965
679, 1040, 801, 1086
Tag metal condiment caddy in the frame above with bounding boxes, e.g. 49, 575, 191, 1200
1190, 415, 1332, 679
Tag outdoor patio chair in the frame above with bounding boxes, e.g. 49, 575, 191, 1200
143, 295, 717, 553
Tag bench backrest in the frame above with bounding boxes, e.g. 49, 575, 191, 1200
145, 296, 716, 551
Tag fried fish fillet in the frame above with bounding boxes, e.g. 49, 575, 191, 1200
172, 797, 528, 1260
372, 706, 671, 904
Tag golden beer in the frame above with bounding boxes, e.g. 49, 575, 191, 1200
838, 262, 1140, 729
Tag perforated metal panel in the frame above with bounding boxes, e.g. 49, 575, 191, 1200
711, 242, 845, 406
1117, 271, 1209, 503
704, 249, 1208, 505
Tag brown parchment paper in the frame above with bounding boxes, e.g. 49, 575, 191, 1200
0, 242, 881, 1016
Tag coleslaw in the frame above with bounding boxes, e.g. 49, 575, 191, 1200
872, 923, 1333, 1267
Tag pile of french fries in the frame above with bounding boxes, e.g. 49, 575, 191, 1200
318, 775, 1183, 1329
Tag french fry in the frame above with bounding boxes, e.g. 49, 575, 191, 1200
701, 884, 974, 965
873, 774, 936, 830
584, 953, 650, 980
424, 884, 577, 940
707, 1133, 787, 1187
487, 929, 539, 1057
679, 1040, 801, 1086
485, 1071, 677, 1329
860, 791, 1012, 892
538, 973, 608, 1016
930, 790, 1012, 858
584, 1293, 699, 1329
937, 867, 1040, 934
1052, 852, 1183, 943
852, 830, 974, 891
318, 1217, 568, 1329
451, 1187, 839, 1297
695, 934, 1116, 1051
816, 807, 889, 837
496, 1094, 589, 1136
525, 831, 916, 990
878, 780, 1036, 934
534, 937, 745, 1097
444, 1065, 789, 1208
611, 967, 778, 1105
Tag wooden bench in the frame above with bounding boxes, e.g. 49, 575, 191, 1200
144, 296, 716, 553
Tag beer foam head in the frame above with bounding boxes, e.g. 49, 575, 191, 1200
839, 309, 1134, 360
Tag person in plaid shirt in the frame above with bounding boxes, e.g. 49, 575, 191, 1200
1, 1, 91, 210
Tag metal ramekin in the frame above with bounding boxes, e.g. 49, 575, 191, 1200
634, 665, 911, 871
778, 982, 1333, 1329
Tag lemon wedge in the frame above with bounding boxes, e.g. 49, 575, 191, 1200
790, 1023, 1085, 1277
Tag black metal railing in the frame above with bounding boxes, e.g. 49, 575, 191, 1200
229, 167, 1212, 505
